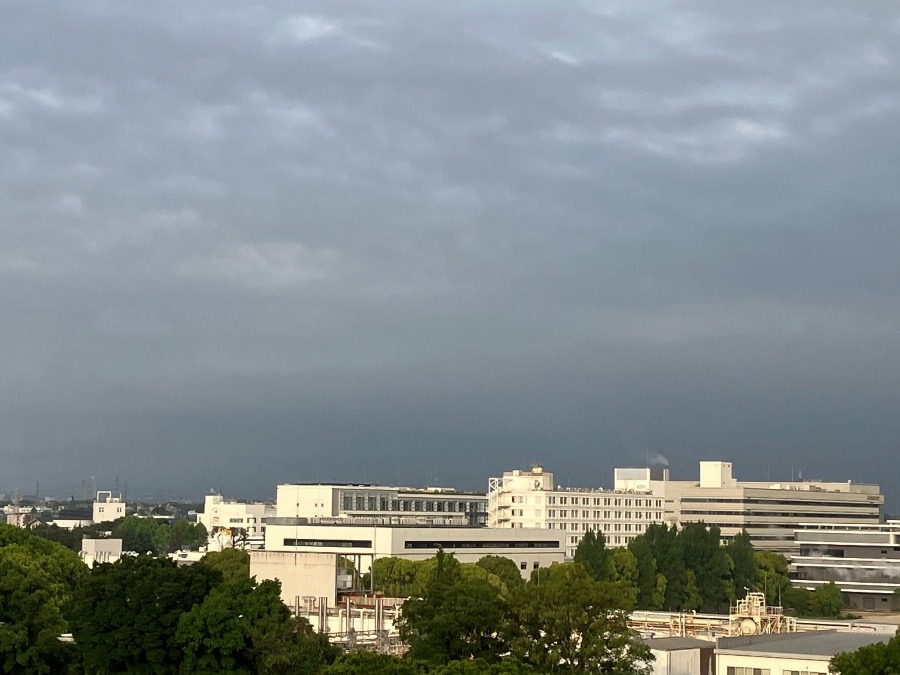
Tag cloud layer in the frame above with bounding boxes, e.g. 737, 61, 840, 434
1, 2, 899, 502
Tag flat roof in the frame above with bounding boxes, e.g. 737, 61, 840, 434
276, 483, 486, 496
643, 637, 713, 651
717, 631, 891, 659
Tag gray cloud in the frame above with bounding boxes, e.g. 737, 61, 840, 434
1, 1, 899, 503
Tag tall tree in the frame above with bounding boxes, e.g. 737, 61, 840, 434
679, 522, 732, 612
754, 550, 791, 606
0, 526, 85, 673
724, 530, 756, 601
400, 549, 508, 664
628, 535, 660, 609
508, 563, 653, 674
644, 524, 685, 609
370, 556, 422, 597
573, 530, 611, 581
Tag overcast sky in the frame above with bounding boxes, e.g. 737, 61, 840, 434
2, 2, 899, 503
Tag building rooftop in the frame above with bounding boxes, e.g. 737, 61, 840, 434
717, 631, 891, 658
643, 637, 714, 651
267, 516, 494, 527
277, 483, 485, 496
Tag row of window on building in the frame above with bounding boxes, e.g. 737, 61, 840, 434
512, 495, 661, 508
340, 492, 483, 515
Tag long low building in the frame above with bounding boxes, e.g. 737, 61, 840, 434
792, 521, 900, 611
251, 517, 565, 608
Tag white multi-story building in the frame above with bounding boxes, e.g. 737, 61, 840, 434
92, 491, 126, 524
487, 466, 664, 557
275, 483, 488, 526
197, 494, 275, 545
614, 461, 884, 554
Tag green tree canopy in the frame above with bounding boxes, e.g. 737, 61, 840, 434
176, 577, 338, 674
574, 530, 612, 581
476, 555, 525, 594
507, 562, 653, 674
725, 530, 756, 600
810, 582, 844, 618
0, 525, 85, 673
679, 522, 732, 612
753, 550, 791, 607
400, 549, 508, 664
70, 555, 221, 673
830, 630, 900, 674
371, 556, 423, 597
200, 547, 251, 585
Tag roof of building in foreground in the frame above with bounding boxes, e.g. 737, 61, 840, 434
716, 631, 892, 658
642, 636, 714, 651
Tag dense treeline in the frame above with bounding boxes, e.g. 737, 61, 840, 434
1, 524, 651, 674
31, 515, 208, 555
574, 523, 845, 617
830, 630, 900, 673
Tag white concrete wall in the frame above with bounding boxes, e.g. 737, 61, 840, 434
275, 485, 337, 518
250, 550, 340, 607
81, 538, 123, 566
92, 498, 126, 524
716, 653, 829, 675
199, 495, 273, 536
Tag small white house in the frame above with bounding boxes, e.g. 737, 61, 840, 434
93, 491, 126, 524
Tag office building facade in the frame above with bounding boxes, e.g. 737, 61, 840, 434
614, 461, 883, 554
791, 522, 900, 610
487, 466, 664, 557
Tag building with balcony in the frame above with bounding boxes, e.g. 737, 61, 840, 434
791, 521, 900, 611
197, 494, 275, 547
487, 466, 664, 557
614, 461, 883, 554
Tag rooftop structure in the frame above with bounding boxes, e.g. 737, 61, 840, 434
487, 465, 664, 556
615, 461, 883, 554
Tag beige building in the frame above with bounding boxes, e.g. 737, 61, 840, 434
614, 461, 883, 554
92, 491, 126, 524
275, 483, 488, 526
487, 466, 664, 557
